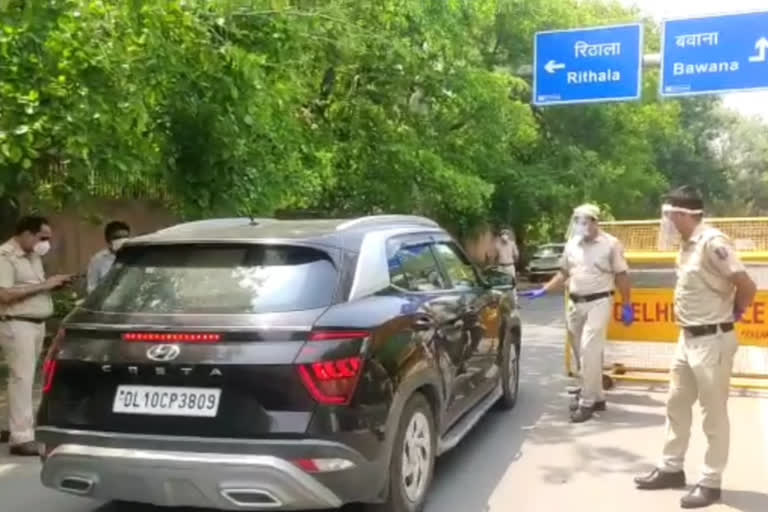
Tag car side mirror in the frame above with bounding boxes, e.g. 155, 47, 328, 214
483, 266, 516, 290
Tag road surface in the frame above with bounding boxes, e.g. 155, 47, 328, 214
1, 295, 766, 511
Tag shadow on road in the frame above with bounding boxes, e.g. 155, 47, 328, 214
722, 490, 768, 512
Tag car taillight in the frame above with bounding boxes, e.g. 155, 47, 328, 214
122, 333, 221, 343
43, 329, 65, 394
308, 331, 369, 342
298, 357, 363, 406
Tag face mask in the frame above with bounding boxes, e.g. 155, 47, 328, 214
110, 238, 127, 252
33, 241, 51, 257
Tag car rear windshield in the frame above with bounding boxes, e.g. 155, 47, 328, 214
83, 244, 338, 314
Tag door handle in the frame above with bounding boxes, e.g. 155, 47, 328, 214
413, 316, 435, 331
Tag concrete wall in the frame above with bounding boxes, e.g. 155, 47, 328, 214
462, 229, 497, 265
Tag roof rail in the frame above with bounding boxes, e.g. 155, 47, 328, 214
154, 218, 274, 234
336, 215, 440, 231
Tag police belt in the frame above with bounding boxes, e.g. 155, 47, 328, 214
569, 291, 613, 303
682, 323, 734, 338
0, 315, 47, 324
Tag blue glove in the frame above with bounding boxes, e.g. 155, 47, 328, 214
734, 306, 745, 322
520, 288, 546, 299
621, 304, 635, 326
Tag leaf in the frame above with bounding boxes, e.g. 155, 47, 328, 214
8, 145, 22, 163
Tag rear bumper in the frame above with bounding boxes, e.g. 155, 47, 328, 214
37, 427, 374, 510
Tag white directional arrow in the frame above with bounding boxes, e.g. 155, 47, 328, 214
544, 60, 566, 74
749, 37, 768, 63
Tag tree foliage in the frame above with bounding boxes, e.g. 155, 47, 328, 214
0, 0, 765, 243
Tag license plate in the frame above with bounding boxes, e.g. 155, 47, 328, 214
112, 385, 221, 417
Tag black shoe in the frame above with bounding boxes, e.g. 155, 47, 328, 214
570, 399, 606, 412
0, 430, 9, 443
681, 485, 721, 509
9, 441, 38, 456
570, 406, 594, 423
634, 468, 686, 490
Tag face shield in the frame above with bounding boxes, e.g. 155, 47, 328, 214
566, 214, 594, 245
658, 203, 703, 250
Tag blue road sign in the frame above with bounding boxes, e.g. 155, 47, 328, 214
661, 10, 768, 97
533, 24, 643, 106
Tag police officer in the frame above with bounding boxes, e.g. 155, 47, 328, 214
521, 204, 634, 423
634, 186, 756, 509
493, 228, 519, 279
0, 216, 71, 456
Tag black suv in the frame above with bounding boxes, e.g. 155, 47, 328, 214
36, 215, 522, 512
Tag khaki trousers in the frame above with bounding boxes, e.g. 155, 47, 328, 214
0, 320, 45, 445
567, 296, 612, 407
660, 329, 738, 488
497, 263, 516, 279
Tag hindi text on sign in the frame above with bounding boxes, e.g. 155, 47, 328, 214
574, 41, 622, 58
674, 32, 720, 48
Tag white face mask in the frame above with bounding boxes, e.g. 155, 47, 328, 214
110, 238, 128, 252
33, 240, 51, 257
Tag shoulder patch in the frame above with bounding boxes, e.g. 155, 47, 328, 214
713, 246, 729, 261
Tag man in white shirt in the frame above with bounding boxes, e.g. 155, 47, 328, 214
86, 221, 130, 294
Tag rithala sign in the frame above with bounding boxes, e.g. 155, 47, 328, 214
533, 24, 643, 106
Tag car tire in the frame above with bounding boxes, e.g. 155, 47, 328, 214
498, 331, 520, 410
371, 393, 436, 512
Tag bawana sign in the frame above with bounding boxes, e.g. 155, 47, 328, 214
661, 10, 768, 97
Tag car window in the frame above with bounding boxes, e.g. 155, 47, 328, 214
388, 243, 447, 292
83, 244, 338, 314
432, 243, 480, 290
536, 246, 564, 258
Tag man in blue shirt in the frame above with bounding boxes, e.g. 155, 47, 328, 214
86, 221, 130, 294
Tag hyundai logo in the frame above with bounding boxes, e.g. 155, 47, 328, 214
146, 344, 181, 362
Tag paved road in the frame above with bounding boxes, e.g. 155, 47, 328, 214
2, 294, 766, 511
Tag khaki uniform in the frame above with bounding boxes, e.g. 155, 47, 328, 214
494, 239, 518, 279
0, 239, 52, 445
561, 231, 628, 407
660, 224, 743, 488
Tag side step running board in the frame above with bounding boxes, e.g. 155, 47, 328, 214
437, 384, 502, 456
